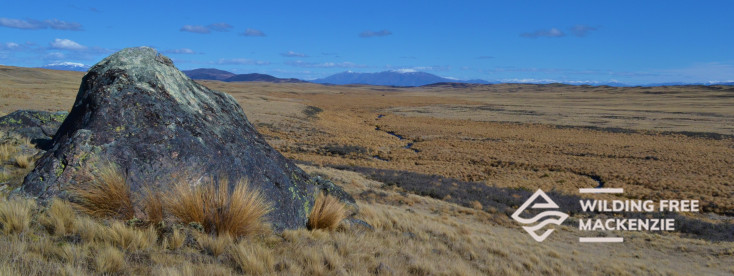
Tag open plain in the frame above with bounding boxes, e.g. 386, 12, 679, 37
1, 65, 733, 275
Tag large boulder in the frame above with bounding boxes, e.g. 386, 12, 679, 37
21, 47, 352, 231
0, 110, 68, 150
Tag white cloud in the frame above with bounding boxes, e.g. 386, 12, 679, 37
180, 25, 210, 34
240, 28, 266, 37
520, 28, 565, 38
217, 58, 270, 65
0, 17, 82, 30
359, 29, 392, 38
285, 60, 365, 68
165, 48, 196, 54
49, 38, 86, 50
281, 51, 308, 57
0, 42, 21, 50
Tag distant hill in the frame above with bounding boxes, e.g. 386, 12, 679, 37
39, 62, 89, 72
225, 73, 305, 83
182, 68, 236, 81
183, 68, 306, 83
312, 70, 492, 87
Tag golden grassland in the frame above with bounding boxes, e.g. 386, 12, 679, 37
1, 65, 733, 274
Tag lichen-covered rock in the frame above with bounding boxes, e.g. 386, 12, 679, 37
21, 47, 353, 231
0, 110, 68, 149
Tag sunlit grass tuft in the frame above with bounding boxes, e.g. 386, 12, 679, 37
308, 193, 347, 231
68, 164, 134, 220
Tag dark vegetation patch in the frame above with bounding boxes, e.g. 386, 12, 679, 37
303, 106, 323, 119
320, 144, 367, 157
304, 162, 734, 242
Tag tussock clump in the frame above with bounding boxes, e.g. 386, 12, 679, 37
308, 193, 347, 231
165, 227, 185, 250
13, 153, 33, 168
196, 233, 232, 257
165, 178, 272, 238
0, 144, 17, 162
0, 197, 36, 234
68, 164, 134, 220
142, 187, 164, 225
105, 221, 157, 251
95, 246, 125, 274
39, 199, 76, 236
228, 240, 274, 274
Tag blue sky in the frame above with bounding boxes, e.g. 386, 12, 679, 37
1, 0, 732, 84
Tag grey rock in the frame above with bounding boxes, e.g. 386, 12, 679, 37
21, 47, 354, 231
0, 110, 68, 150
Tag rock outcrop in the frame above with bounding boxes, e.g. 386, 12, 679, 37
21, 47, 353, 231
0, 110, 68, 150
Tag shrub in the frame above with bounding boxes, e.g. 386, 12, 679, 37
308, 193, 346, 231
68, 164, 134, 220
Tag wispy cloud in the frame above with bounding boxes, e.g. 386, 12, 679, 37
217, 58, 270, 65
0, 17, 82, 31
180, 25, 211, 34
570, 25, 598, 37
49, 38, 86, 50
359, 29, 392, 38
285, 60, 365, 68
281, 51, 308, 57
180, 23, 233, 34
164, 48, 197, 54
207, 22, 233, 32
240, 28, 266, 37
520, 28, 565, 38
0, 42, 22, 50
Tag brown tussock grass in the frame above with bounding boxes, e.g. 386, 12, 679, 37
228, 240, 275, 275
105, 221, 157, 251
142, 187, 164, 225
0, 197, 35, 234
13, 153, 33, 169
39, 199, 76, 236
68, 164, 134, 220
196, 233, 232, 257
0, 144, 16, 163
165, 228, 185, 251
308, 192, 347, 230
165, 178, 272, 238
95, 246, 125, 274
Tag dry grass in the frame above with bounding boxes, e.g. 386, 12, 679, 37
13, 153, 33, 169
228, 240, 274, 274
0, 167, 731, 275
165, 178, 271, 237
39, 198, 76, 236
308, 193, 347, 230
0, 197, 35, 234
68, 164, 135, 220
196, 233, 232, 257
142, 187, 164, 225
0, 144, 15, 163
95, 246, 125, 274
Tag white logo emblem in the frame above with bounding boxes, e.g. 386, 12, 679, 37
511, 189, 569, 242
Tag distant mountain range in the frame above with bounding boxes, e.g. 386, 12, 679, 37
29, 65, 734, 87
182, 68, 305, 83
40, 62, 89, 72
312, 70, 494, 86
